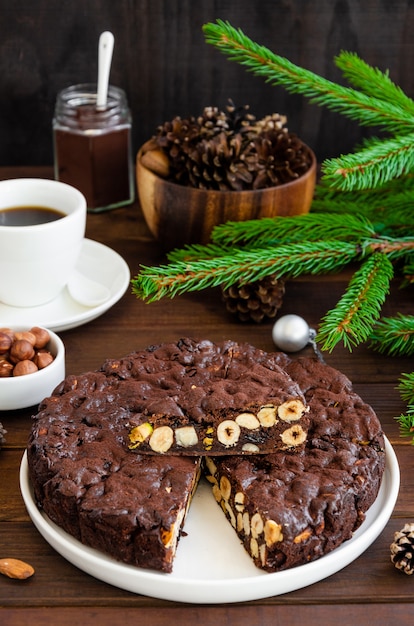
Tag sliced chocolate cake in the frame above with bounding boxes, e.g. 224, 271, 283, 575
27, 338, 385, 574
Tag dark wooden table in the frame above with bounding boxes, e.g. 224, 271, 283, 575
1, 168, 414, 625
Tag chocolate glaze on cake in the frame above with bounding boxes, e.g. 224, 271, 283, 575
27, 338, 385, 574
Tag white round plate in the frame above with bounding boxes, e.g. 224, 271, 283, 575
20, 438, 399, 604
0, 239, 130, 331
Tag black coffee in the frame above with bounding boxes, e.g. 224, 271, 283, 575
0, 206, 65, 226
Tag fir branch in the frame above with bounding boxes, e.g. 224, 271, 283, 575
396, 411, 414, 444
366, 237, 414, 262
314, 173, 414, 210
402, 260, 414, 284
398, 371, 414, 403
167, 243, 229, 263
132, 241, 359, 302
335, 51, 414, 115
396, 371, 414, 444
203, 20, 414, 134
312, 182, 414, 237
166, 214, 373, 263
321, 133, 414, 191
313, 179, 414, 214
370, 314, 414, 356
316, 253, 394, 351
210, 213, 377, 248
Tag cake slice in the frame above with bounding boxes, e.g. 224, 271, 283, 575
204, 354, 385, 572
109, 337, 309, 455
27, 369, 201, 573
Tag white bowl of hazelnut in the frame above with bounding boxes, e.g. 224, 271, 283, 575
0, 326, 65, 410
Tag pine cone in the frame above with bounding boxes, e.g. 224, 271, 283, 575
196, 106, 229, 137
390, 523, 414, 574
243, 128, 313, 189
142, 101, 313, 191
221, 276, 285, 323
144, 116, 199, 185
185, 132, 253, 191
221, 100, 256, 134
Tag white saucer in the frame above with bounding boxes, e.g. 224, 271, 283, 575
0, 239, 130, 331
20, 438, 399, 604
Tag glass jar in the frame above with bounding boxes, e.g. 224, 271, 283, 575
53, 83, 134, 212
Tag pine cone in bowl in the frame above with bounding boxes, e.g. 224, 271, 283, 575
136, 101, 316, 249
140, 101, 313, 192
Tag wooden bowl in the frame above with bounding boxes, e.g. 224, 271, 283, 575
136, 146, 317, 250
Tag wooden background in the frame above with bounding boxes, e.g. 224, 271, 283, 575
1, 0, 413, 167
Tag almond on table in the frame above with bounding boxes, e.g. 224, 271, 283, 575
0, 558, 35, 580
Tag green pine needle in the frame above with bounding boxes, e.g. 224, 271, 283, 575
402, 260, 414, 284
209, 213, 377, 248
167, 242, 229, 263
366, 236, 414, 263
370, 314, 414, 356
312, 181, 414, 237
203, 20, 414, 135
322, 133, 414, 191
398, 372, 414, 403
314, 173, 414, 210
396, 411, 414, 444
132, 240, 359, 302
316, 253, 394, 351
396, 372, 414, 443
167, 214, 374, 264
335, 51, 414, 115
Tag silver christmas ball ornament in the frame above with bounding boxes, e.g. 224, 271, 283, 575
272, 314, 311, 352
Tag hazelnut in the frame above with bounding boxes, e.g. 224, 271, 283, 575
140, 148, 171, 178
29, 327, 50, 349
0, 328, 14, 342
0, 361, 13, 377
13, 360, 38, 377
0, 327, 55, 378
10, 339, 35, 364
0, 332, 12, 354
14, 331, 36, 346
33, 350, 54, 369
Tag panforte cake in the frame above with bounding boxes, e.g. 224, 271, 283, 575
204, 352, 385, 571
27, 337, 385, 574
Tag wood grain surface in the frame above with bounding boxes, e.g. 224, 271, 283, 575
1, 166, 414, 624
1, 1, 414, 167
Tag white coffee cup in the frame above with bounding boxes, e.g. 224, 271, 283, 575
0, 178, 87, 307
